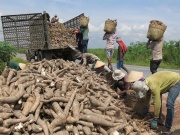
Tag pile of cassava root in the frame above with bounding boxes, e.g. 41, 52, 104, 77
0, 59, 157, 135
48, 22, 77, 48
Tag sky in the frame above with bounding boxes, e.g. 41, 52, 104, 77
0, 0, 180, 48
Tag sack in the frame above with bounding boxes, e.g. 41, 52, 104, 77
125, 90, 151, 116
117, 40, 127, 53
104, 19, 117, 33
80, 16, 89, 28
147, 20, 167, 40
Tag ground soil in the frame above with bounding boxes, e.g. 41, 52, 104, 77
149, 94, 180, 134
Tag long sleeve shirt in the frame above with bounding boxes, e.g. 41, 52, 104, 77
80, 27, 89, 40
145, 71, 180, 118
82, 53, 100, 65
7, 61, 20, 71
146, 40, 163, 60
103, 33, 116, 49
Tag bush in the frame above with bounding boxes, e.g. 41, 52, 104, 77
0, 41, 17, 72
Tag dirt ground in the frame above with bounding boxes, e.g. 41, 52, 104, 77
149, 94, 180, 134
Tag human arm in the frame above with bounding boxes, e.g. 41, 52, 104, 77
103, 33, 107, 40
153, 90, 162, 118
82, 57, 87, 66
146, 39, 152, 49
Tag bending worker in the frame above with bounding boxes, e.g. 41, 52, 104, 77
75, 52, 111, 73
130, 71, 180, 134
7, 61, 26, 71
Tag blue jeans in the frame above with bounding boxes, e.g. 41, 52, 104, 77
165, 81, 180, 129
117, 59, 124, 69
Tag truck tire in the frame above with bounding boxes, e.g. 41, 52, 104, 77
26, 51, 30, 61
37, 51, 43, 61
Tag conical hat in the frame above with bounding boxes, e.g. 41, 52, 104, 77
124, 70, 143, 82
18, 63, 26, 70
94, 61, 105, 68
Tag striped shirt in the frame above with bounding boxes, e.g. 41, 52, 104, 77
103, 33, 116, 49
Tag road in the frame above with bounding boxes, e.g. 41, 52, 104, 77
121, 64, 180, 78
16, 53, 180, 77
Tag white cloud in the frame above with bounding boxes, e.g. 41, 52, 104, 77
88, 23, 102, 32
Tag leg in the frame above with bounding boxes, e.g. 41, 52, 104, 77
106, 49, 111, 68
83, 40, 88, 53
108, 58, 113, 70
108, 49, 114, 70
150, 59, 162, 74
116, 59, 122, 69
165, 81, 180, 129
78, 41, 83, 53
122, 65, 129, 73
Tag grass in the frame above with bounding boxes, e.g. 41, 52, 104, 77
11, 57, 29, 64
88, 48, 180, 70
10, 48, 180, 70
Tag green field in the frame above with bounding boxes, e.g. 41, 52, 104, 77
88, 40, 180, 70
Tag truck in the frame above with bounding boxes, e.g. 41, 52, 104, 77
1, 11, 84, 61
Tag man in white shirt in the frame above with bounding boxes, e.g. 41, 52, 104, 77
147, 38, 164, 74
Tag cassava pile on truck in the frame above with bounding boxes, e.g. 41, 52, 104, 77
0, 59, 157, 135
48, 23, 76, 48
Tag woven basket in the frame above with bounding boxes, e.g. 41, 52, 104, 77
104, 19, 117, 33
147, 20, 167, 40
125, 90, 151, 116
80, 16, 89, 28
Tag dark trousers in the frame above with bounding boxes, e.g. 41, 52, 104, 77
150, 59, 162, 74
78, 41, 83, 53
82, 40, 89, 53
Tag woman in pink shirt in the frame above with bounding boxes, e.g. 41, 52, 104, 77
103, 32, 116, 70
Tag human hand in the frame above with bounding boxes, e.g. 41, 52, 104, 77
150, 119, 158, 129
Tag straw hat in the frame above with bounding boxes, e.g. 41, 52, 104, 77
112, 69, 125, 80
18, 63, 26, 70
94, 61, 105, 69
116, 37, 122, 41
124, 70, 143, 82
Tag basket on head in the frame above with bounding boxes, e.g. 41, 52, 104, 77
104, 19, 117, 33
80, 16, 89, 28
147, 20, 167, 40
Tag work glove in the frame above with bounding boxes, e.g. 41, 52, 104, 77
150, 119, 158, 129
